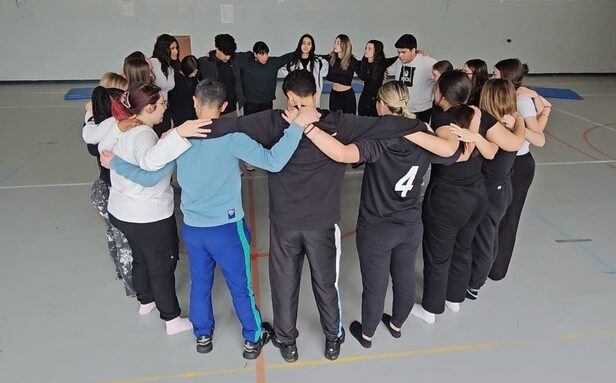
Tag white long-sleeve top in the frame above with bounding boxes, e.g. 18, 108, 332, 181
150, 57, 175, 99
100, 123, 190, 223
82, 116, 116, 144
278, 57, 329, 107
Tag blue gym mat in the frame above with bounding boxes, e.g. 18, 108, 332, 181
64, 87, 94, 100
321, 82, 364, 94
533, 87, 583, 100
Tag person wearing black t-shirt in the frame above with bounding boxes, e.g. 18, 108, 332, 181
411, 71, 525, 324
300, 81, 459, 348
323, 34, 359, 114
466, 79, 526, 300
202, 71, 422, 362
356, 40, 398, 117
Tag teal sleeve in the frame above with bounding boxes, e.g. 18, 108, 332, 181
110, 156, 175, 187
229, 122, 303, 172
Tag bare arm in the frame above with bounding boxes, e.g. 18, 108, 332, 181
304, 125, 360, 163
406, 126, 459, 157
525, 128, 546, 147
485, 115, 526, 152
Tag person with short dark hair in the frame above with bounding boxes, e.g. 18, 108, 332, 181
240, 41, 294, 115
103, 78, 318, 359
388, 34, 437, 122
197, 34, 243, 117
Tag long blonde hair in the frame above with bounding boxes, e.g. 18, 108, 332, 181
479, 79, 517, 124
377, 81, 416, 119
329, 34, 353, 70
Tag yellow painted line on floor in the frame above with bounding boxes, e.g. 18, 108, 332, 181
98, 330, 616, 383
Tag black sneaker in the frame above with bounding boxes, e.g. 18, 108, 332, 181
271, 335, 299, 363
466, 287, 479, 300
242, 324, 271, 360
196, 335, 213, 354
324, 328, 345, 361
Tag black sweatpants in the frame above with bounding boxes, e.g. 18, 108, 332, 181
469, 179, 513, 290
357, 91, 378, 117
329, 88, 357, 114
268, 223, 343, 345
109, 214, 181, 321
356, 222, 422, 337
421, 177, 488, 314
414, 108, 433, 124
243, 101, 273, 116
491, 153, 535, 281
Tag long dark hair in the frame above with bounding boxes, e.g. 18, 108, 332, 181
437, 70, 475, 153
495, 58, 529, 89
152, 34, 180, 78
287, 34, 316, 72
91, 86, 124, 124
465, 59, 489, 106
359, 40, 385, 83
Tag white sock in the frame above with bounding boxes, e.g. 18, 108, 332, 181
138, 302, 156, 316
165, 317, 193, 335
411, 305, 435, 324
445, 300, 460, 312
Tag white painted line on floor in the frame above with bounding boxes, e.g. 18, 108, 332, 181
552, 107, 616, 132
0, 182, 91, 190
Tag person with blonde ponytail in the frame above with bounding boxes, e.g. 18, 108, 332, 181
299, 80, 459, 348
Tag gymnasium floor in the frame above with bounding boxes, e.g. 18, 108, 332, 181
1, 76, 615, 383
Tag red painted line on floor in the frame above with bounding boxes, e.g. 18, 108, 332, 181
582, 126, 615, 159
341, 229, 357, 240
245, 178, 266, 383
545, 131, 616, 170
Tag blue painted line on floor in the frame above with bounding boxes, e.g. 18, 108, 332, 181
529, 209, 616, 274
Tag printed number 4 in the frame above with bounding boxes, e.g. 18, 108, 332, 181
395, 166, 419, 197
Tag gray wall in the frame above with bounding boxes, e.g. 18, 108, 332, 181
1, 0, 615, 81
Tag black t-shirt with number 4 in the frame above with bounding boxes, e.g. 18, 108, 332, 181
355, 136, 456, 226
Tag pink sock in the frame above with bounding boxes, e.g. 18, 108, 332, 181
165, 317, 193, 335
138, 302, 156, 316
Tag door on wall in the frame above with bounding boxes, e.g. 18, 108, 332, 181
175, 35, 192, 61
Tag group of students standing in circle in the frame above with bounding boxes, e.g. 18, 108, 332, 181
80, 31, 552, 363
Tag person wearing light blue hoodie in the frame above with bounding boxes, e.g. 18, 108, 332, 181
101, 77, 320, 359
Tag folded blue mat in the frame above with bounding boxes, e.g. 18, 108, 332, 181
64, 87, 94, 100
321, 82, 364, 94
533, 87, 583, 100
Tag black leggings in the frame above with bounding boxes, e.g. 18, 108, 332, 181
491, 152, 536, 281
329, 88, 356, 114
421, 177, 488, 314
109, 214, 181, 321
357, 91, 378, 116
